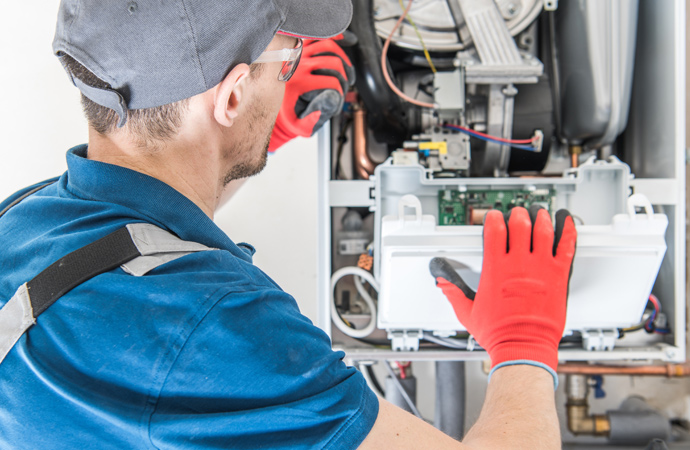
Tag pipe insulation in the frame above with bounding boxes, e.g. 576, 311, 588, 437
607, 397, 671, 445
434, 361, 466, 440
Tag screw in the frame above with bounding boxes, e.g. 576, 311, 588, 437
502, 85, 518, 97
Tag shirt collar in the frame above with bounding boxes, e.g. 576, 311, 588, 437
65, 145, 253, 263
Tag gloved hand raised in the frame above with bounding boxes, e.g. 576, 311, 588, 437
268, 37, 355, 152
429, 205, 576, 386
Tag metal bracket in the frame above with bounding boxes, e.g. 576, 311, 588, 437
457, 0, 544, 84
581, 329, 619, 351
388, 330, 422, 352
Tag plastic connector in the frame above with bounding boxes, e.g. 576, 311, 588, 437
358, 253, 373, 271
532, 129, 544, 152
590, 375, 606, 399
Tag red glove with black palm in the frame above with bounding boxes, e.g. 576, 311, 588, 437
268, 37, 355, 152
429, 205, 577, 387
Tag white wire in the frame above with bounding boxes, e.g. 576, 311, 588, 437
330, 267, 379, 339
353, 275, 371, 306
422, 332, 469, 349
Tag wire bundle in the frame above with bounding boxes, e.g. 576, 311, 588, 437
620, 294, 671, 335
644, 294, 670, 334
442, 123, 541, 151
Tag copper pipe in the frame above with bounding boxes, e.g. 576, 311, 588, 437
353, 108, 376, 180
569, 145, 582, 168
558, 362, 690, 377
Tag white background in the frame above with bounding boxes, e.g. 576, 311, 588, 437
0, 2, 320, 321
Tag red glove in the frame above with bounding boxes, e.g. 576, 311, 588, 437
429, 206, 576, 385
268, 37, 355, 152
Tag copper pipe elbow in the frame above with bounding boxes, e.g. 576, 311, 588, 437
353, 108, 376, 180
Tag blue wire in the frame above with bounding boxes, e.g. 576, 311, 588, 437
442, 125, 539, 152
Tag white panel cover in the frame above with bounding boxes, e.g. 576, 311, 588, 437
378, 195, 668, 334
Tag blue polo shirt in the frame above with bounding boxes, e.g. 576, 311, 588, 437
0, 145, 377, 449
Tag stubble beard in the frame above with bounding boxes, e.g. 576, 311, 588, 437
222, 104, 274, 186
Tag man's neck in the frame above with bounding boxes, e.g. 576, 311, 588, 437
86, 127, 222, 219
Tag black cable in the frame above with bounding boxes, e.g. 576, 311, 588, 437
444, 0, 464, 45
365, 365, 386, 397
546, 11, 563, 141
334, 117, 353, 180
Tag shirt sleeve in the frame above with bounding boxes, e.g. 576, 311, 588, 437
148, 287, 379, 450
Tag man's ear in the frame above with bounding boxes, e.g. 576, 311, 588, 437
213, 63, 251, 127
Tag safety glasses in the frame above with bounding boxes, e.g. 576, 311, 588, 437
253, 38, 303, 82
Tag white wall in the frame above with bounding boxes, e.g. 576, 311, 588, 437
0, 2, 319, 321
0, 2, 83, 191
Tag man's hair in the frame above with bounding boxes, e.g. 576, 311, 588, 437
60, 55, 265, 147
60, 54, 190, 147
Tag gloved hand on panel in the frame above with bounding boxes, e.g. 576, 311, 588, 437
268, 36, 355, 152
429, 205, 577, 386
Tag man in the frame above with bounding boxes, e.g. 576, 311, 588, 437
0, 1, 576, 449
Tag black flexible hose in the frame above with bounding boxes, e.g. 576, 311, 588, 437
365, 364, 385, 397
346, 0, 409, 145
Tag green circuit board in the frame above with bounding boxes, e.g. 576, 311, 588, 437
438, 188, 556, 225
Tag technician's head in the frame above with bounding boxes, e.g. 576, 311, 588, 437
52, 0, 351, 181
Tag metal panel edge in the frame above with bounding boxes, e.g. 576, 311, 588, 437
673, 0, 687, 362
316, 127, 332, 337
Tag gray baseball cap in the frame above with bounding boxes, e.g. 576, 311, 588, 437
53, 0, 352, 127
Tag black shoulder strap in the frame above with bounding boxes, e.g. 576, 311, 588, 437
0, 182, 213, 365
0, 180, 141, 314
27, 227, 141, 316
0, 226, 142, 364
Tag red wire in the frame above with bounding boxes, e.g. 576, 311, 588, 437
380, 0, 436, 109
644, 294, 661, 332
444, 123, 536, 144
648, 294, 661, 313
